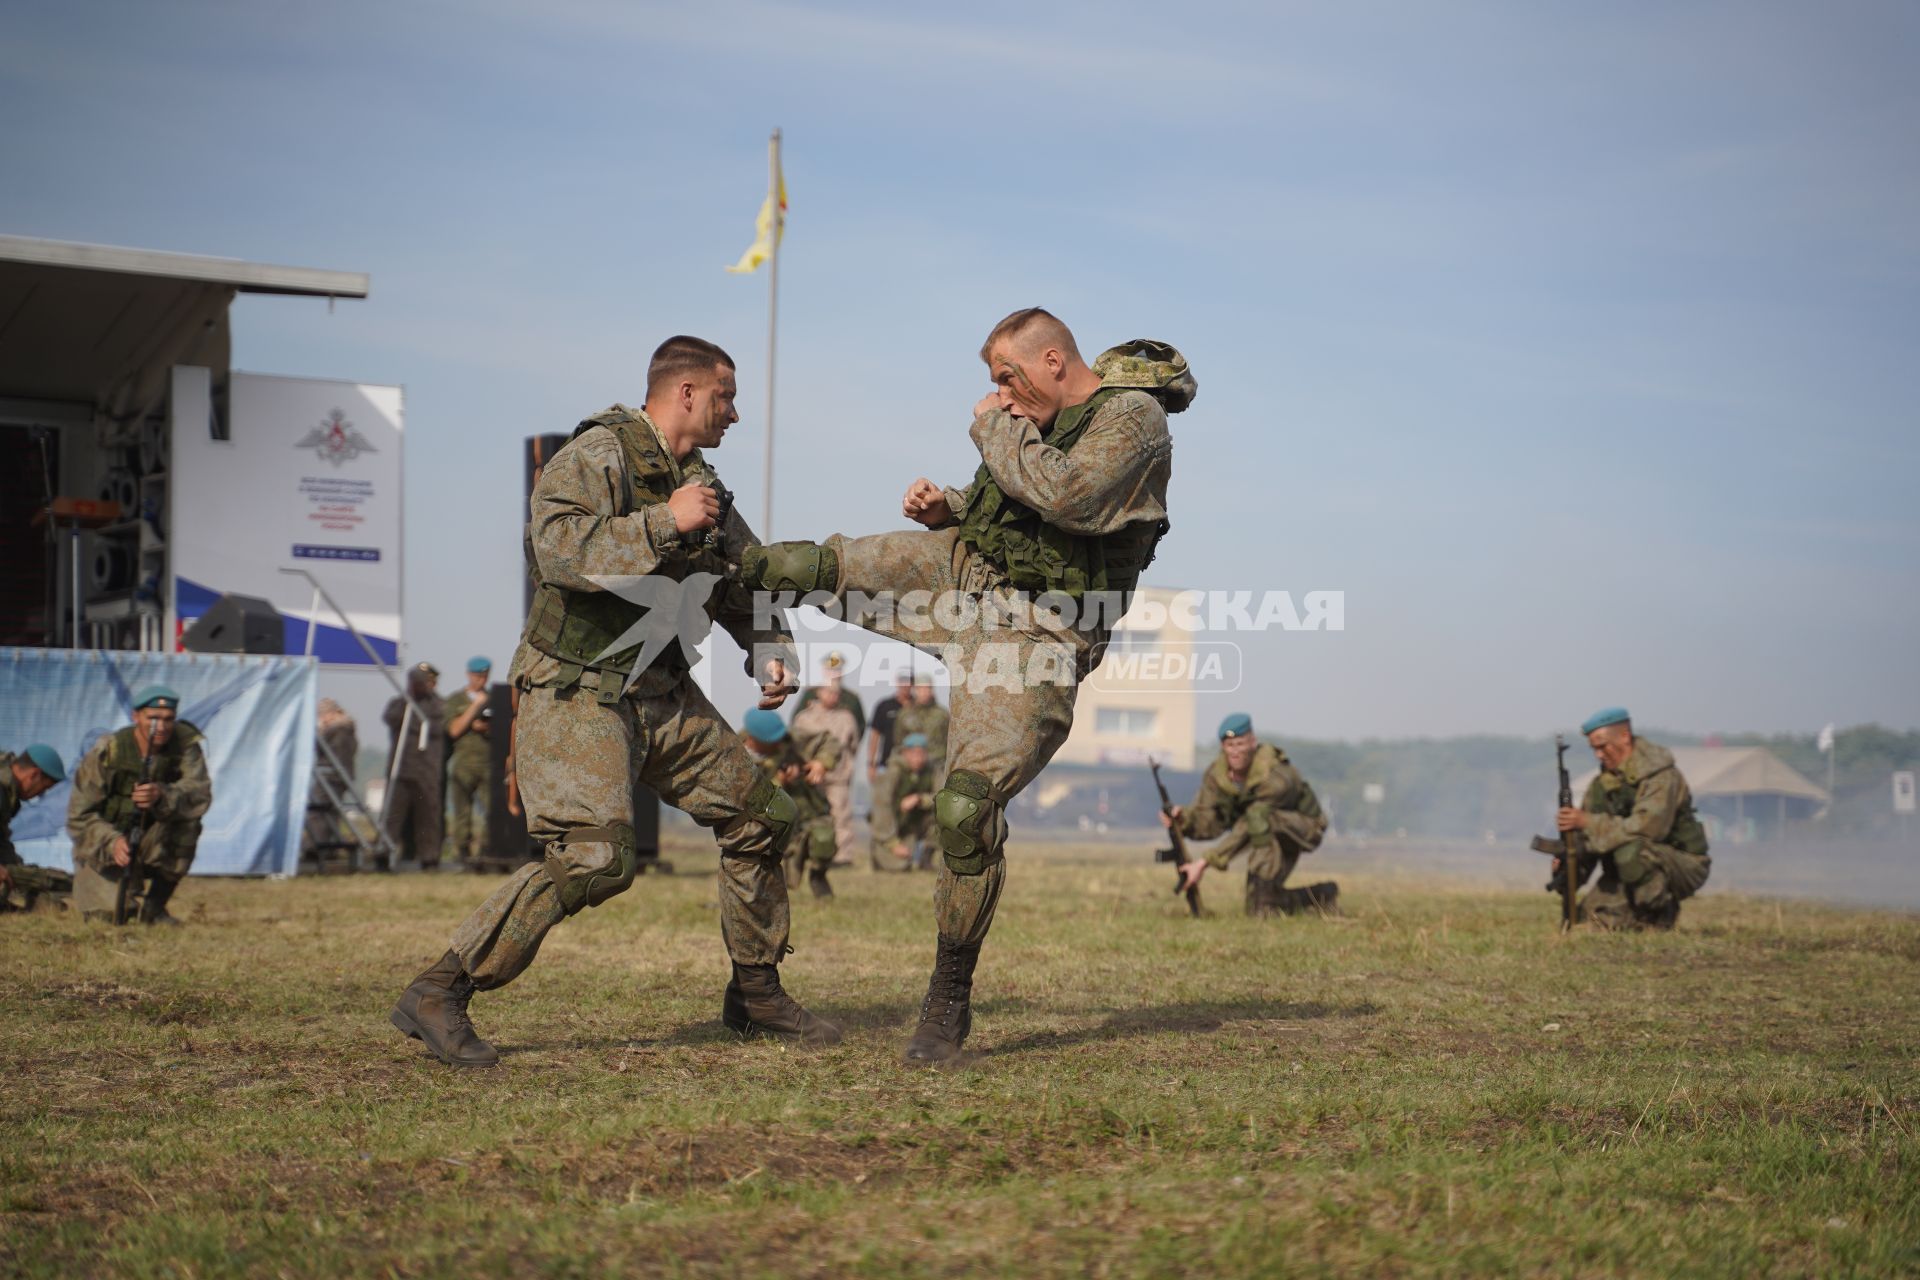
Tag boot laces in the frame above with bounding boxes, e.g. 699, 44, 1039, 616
918, 947, 973, 1026
444, 977, 478, 1035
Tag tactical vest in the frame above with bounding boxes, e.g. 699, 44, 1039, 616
521, 409, 731, 691
99, 723, 203, 829
1590, 767, 1710, 858
955, 389, 1169, 602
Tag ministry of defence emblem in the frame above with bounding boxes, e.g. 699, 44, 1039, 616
295, 410, 377, 466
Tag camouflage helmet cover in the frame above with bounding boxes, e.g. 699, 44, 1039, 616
1092, 339, 1196, 413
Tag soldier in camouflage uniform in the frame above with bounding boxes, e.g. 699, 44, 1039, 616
870, 733, 939, 871
741, 310, 1192, 1062
1166, 714, 1336, 916
442, 656, 495, 863
1, 744, 70, 912
66, 686, 212, 925
1553, 707, 1711, 930
390, 335, 838, 1068
789, 656, 862, 871
892, 675, 949, 778
741, 708, 841, 899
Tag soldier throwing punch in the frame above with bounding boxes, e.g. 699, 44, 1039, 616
390, 336, 838, 1067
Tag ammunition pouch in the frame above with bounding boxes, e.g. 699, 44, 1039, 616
935, 769, 1006, 876
741, 542, 840, 596
805, 818, 837, 864
546, 822, 638, 915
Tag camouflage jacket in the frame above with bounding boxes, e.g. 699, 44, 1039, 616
65, 724, 213, 871
510, 406, 794, 697
792, 685, 865, 738
1181, 742, 1327, 871
0, 752, 23, 866
893, 703, 950, 762
790, 698, 862, 785
752, 729, 841, 824
442, 690, 493, 770
1581, 737, 1710, 859
876, 761, 939, 844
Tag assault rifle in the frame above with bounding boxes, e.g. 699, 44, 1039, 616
114, 743, 156, 926
704, 482, 735, 555
1150, 756, 1202, 918
1528, 734, 1586, 930
2, 864, 74, 910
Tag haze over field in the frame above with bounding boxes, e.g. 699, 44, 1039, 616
5, 1, 1917, 741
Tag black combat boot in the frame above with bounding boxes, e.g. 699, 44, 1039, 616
722, 963, 842, 1046
1246, 875, 1279, 917
137, 875, 183, 927
808, 867, 833, 899
389, 950, 499, 1067
902, 938, 981, 1065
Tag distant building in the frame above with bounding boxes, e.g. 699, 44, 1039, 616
1053, 586, 1198, 773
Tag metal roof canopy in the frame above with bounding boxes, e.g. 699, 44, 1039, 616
0, 235, 367, 431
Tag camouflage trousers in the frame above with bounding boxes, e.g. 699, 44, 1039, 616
823, 526, 1091, 944
449, 678, 790, 990
72, 823, 198, 916
1578, 840, 1711, 931
822, 779, 854, 863
447, 753, 489, 861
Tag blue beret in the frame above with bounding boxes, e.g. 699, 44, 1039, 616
900, 733, 929, 750
24, 743, 66, 783
1581, 706, 1631, 735
132, 684, 180, 711
1218, 713, 1253, 740
742, 709, 787, 743
466, 656, 492, 673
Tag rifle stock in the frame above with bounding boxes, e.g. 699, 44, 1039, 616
1530, 735, 1585, 929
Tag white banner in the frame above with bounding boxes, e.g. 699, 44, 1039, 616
170, 367, 404, 664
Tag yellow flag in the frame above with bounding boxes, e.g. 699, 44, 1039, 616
726, 138, 787, 274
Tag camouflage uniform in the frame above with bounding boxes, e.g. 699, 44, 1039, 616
1, 752, 71, 911
893, 700, 950, 774
1574, 737, 1711, 929
446, 405, 802, 991
65, 724, 212, 918
790, 696, 861, 867
1180, 742, 1329, 915
774, 345, 1188, 953
751, 728, 841, 883
869, 756, 939, 871
442, 689, 492, 861
383, 691, 446, 868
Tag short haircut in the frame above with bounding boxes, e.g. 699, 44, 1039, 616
979, 307, 1081, 364
647, 335, 735, 398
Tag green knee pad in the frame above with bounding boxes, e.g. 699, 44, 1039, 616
547, 822, 637, 915
1611, 838, 1653, 887
1243, 802, 1273, 840
741, 541, 840, 595
746, 773, 798, 850
935, 769, 1005, 877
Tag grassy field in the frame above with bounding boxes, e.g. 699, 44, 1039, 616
3, 840, 1916, 1278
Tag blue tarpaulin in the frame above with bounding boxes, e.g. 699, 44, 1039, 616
0, 647, 315, 876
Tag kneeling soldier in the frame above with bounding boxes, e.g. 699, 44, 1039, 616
1165, 714, 1334, 916
2, 744, 71, 911
1554, 707, 1711, 930
872, 733, 939, 871
66, 687, 212, 925
742, 708, 841, 899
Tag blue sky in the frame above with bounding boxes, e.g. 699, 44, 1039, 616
5, 0, 1917, 739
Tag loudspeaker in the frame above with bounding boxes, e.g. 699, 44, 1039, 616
182, 592, 283, 654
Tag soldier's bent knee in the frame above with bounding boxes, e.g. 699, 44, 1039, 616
545, 822, 638, 915
935, 769, 1005, 876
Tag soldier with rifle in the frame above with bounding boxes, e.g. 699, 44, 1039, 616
1, 743, 71, 913
1160, 714, 1335, 917
66, 686, 212, 925
1149, 755, 1201, 916
1533, 707, 1711, 930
